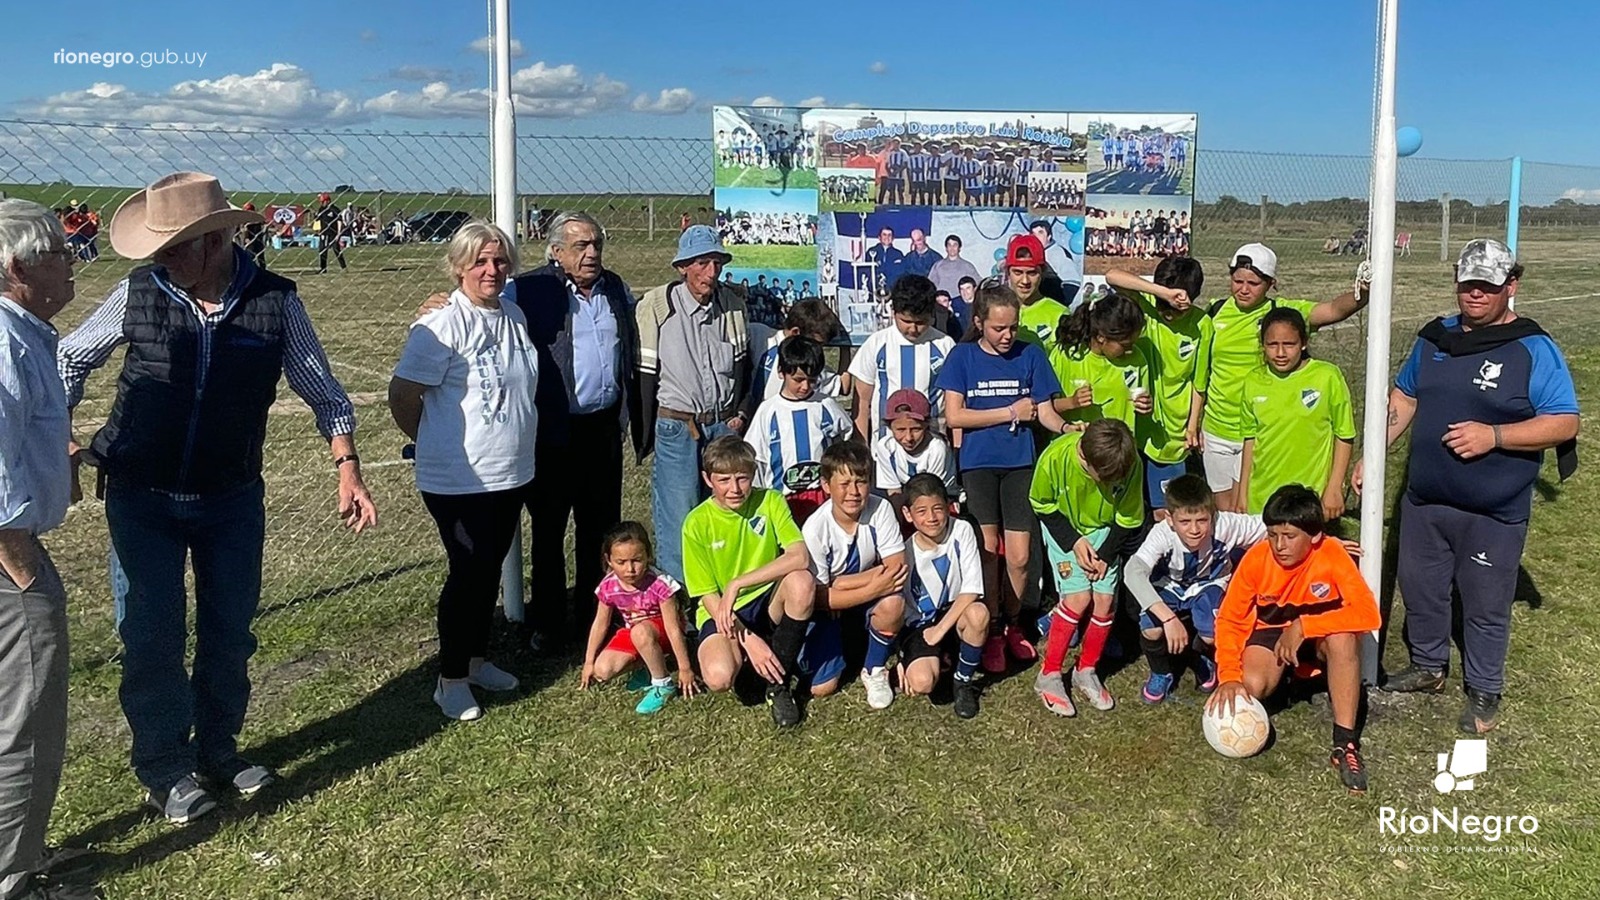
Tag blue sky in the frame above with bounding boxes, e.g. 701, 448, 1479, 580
5, 0, 1599, 191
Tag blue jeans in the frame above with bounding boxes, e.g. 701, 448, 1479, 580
651, 417, 734, 585
108, 479, 266, 792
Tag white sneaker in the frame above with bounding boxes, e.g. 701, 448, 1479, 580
1072, 668, 1115, 711
467, 660, 519, 692
434, 678, 483, 721
862, 666, 894, 710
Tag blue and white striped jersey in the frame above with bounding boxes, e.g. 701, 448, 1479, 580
745, 394, 854, 494
904, 518, 984, 628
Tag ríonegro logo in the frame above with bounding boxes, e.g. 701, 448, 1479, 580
1378, 739, 1539, 845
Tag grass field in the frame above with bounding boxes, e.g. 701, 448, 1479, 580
34, 222, 1600, 899
725, 243, 818, 271
714, 162, 820, 191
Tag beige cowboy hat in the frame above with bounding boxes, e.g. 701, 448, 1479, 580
109, 172, 263, 259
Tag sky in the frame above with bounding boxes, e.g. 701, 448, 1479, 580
5, 0, 1599, 200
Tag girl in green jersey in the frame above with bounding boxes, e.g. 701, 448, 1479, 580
1048, 292, 1154, 431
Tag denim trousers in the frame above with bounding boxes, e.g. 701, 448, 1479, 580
107, 478, 266, 792
650, 417, 735, 585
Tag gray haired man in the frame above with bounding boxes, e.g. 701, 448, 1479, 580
0, 199, 90, 900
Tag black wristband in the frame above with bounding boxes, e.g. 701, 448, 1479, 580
334, 453, 360, 469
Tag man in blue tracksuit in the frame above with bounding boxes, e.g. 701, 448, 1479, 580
1362, 239, 1579, 733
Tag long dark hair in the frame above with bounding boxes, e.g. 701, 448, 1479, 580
961, 280, 1021, 343
1055, 292, 1145, 355
1258, 306, 1310, 365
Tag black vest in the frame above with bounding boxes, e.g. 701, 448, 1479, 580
92, 264, 290, 494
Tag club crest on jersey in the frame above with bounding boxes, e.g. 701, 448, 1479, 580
748, 515, 767, 537
1178, 340, 1197, 361
1473, 360, 1503, 391
1310, 582, 1331, 600
1300, 388, 1321, 409
1123, 369, 1140, 389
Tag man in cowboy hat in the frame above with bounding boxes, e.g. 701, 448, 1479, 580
635, 224, 754, 584
58, 172, 379, 824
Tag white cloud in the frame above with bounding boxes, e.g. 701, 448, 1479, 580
469, 36, 526, 57
302, 144, 348, 162
632, 88, 696, 114
751, 95, 784, 107
20, 63, 363, 127
869, 61, 888, 75
1559, 188, 1600, 203
844, 102, 867, 109
797, 95, 827, 107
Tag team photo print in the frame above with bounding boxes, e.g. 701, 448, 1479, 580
713, 105, 816, 191
713, 186, 818, 272
1082, 112, 1196, 196
1083, 194, 1193, 274
1027, 171, 1087, 216
817, 166, 876, 212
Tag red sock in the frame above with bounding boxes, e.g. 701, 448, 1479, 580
1076, 615, 1114, 671
1043, 604, 1081, 675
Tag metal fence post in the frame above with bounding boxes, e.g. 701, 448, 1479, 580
1258, 194, 1268, 240
1439, 192, 1450, 261
648, 197, 655, 241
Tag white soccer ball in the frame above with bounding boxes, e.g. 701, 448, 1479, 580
1202, 695, 1272, 759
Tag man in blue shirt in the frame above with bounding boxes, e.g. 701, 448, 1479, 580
0, 200, 78, 900
902, 228, 940, 278
864, 227, 905, 296
1361, 239, 1579, 733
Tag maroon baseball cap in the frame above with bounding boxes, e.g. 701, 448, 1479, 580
884, 389, 930, 422
1005, 233, 1045, 269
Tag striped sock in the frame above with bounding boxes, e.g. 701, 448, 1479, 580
1043, 604, 1082, 676
864, 627, 895, 671
956, 641, 983, 682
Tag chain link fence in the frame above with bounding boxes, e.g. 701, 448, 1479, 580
2, 118, 1597, 674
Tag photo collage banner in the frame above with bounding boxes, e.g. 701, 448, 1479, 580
712, 107, 1198, 344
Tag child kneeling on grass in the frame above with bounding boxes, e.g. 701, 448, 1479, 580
684, 436, 817, 727
802, 442, 907, 709
1206, 484, 1381, 794
899, 473, 988, 719
1123, 475, 1265, 704
1031, 419, 1146, 716
579, 522, 699, 715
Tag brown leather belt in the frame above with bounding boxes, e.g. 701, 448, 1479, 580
659, 406, 733, 441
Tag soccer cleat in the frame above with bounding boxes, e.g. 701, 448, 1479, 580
861, 666, 894, 710
981, 635, 1007, 674
201, 757, 278, 797
635, 684, 677, 715
146, 775, 218, 825
467, 660, 520, 692
1382, 664, 1446, 694
1458, 687, 1502, 734
1072, 668, 1115, 711
952, 677, 981, 719
1002, 624, 1038, 664
1141, 672, 1176, 704
1195, 655, 1219, 693
1033, 671, 1076, 717
1331, 741, 1368, 794
767, 683, 801, 727
434, 678, 483, 721
625, 668, 652, 693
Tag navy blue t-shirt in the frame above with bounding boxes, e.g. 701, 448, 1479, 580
936, 341, 1062, 471
1397, 315, 1579, 523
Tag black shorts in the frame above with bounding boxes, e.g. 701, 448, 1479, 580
961, 466, 1033, 529
901, 626, 957, 666
1246, 626, 1320, 666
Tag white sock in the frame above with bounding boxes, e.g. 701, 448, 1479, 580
651, 675, 672, 688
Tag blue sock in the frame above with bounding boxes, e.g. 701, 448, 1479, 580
865, 628, 895, 670
955, 641, 983, 682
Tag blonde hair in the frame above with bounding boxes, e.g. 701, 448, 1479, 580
443, 220, 518, 282
701, 435, 757, 475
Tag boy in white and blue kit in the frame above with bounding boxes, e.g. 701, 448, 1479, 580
745, 335, 853, 524
871, 388, 957, 506
899, 473, 988, 719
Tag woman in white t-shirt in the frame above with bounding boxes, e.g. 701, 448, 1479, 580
388, 221, 539, 721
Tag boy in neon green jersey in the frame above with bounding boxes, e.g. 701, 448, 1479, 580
1005, 233, 1070, 348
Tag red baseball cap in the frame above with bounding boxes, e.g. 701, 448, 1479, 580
1005, 233, 1045, 269
884, 389, 930, 422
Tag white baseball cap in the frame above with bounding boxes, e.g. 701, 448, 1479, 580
1229, 243, 1278, 280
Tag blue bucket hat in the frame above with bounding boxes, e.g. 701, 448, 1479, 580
673, 224, 732, 266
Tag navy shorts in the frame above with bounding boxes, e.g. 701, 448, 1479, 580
697, 586, 776, 645
1145, 458, 1190, 509
697, 587, 844, 687
1138, 583, 1223, 639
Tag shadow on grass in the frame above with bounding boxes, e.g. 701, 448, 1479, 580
62, 627, 567, 885
255, 559, 438, 622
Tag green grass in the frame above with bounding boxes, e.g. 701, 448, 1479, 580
714, 162, 819, 190
726, 243, 818, 271
35, 221, 1600, 899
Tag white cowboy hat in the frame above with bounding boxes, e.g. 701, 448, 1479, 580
109, 172, 262, 259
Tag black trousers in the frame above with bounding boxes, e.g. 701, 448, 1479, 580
527, 406, 624, 639
318, 237, 346, 271
422, 484, 528, 678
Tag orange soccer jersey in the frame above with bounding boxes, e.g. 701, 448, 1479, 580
1214, 537, 1381, 684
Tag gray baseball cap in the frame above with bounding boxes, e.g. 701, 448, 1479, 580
1455, 238, 1516, 286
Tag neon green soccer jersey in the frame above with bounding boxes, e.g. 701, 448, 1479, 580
1196, 296, 1319, 442
1129, 291, 1212, 465
1048, 344, 1151, 431
1241, 358, 1356, 514
1017, 296, 1070, 348
1028, 430, 1145, 534
682, 487, 804, 627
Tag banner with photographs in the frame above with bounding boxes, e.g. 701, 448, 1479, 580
712, 106, 1197, 344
